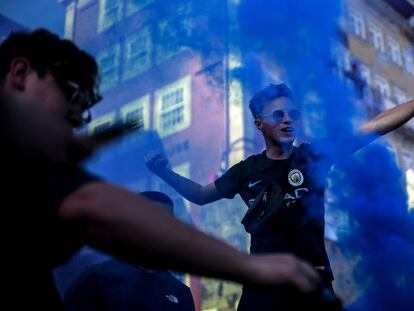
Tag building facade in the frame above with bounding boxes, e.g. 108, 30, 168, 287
59, 1, 249, 309
341, 0, 414, 207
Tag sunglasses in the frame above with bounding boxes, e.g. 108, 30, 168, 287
60, 80, 102, 127
49, 62, 102, 127
52, 78, 102, 127
259, 109, 302, 123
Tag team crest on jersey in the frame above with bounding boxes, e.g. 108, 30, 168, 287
288, 169, 304, 186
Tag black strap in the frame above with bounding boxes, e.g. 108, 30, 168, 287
242, 182, 271, 221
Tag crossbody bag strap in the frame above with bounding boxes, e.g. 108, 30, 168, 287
243, 182, 271, 216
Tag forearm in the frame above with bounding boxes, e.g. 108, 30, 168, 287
157, 168, 211, 205
361, 99, 414, 135
59, 182, 252, 284
60, 182, 322, 291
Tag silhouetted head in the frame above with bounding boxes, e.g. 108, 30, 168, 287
0, 28, 101, 128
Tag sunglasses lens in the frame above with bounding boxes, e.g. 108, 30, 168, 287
270, 109, 301, 123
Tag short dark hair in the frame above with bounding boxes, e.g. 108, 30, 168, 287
140, 191, 174, 214
249, 83, 294, 118
0, 28, 99, 99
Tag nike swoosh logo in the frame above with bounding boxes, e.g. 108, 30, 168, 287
248, 180, 262, 188
165, 294, 179, 303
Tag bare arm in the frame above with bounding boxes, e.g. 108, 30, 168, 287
145, 153, 223, 205
359, 99, 414, 136
352, 99, 414, 152
58, 182, 320, 292
319, 99, 414, 157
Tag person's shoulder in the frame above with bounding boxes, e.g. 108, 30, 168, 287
243, 151, 266, 166
82, 259, 122, 275
83, 260, 146, 283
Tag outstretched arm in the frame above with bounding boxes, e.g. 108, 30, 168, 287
353, 99, 414, 152
145, 152, 223, 205
58, 182, 320, 292
359, 99, 414, 136
318, 99, 414, 157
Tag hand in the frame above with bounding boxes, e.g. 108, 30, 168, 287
246, 254, 320, 293
145, 151, 169, 175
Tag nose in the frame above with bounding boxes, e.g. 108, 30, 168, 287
282, 111, 292, 124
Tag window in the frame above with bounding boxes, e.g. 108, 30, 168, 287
337, 46, 351, 71
98, 0, 123, 33
348, 8, 366, 39
166, 140, 190, 157
154, 75, 191, 138
156, 2, 192, 64
403, 49, 414, 76
359, 63, 371, 86
387, 37, 402, 66
64, 2, 76, 40
97, 44, 121, 92
123, 27, 152, 81
373, 74, 390, 99
393, 87, 407, 105
120, 95, 150, 130
88, 112, 116, 136
367, 22, 384, 52
126, 0, 154, 16
332, 44, 350, 78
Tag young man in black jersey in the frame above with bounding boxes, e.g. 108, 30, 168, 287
146, 83, 414, 310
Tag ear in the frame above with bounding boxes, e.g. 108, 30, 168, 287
254, 119, 263, 131
8, 58, 32, 91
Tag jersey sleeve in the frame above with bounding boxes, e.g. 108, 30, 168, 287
214, 161, 245, 199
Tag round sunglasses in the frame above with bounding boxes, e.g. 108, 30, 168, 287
259, 109, 302, 123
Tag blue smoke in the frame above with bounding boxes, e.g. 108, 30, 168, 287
334, 145, 414, 311
152, 0, 414, 309
235, 1, 414, 310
